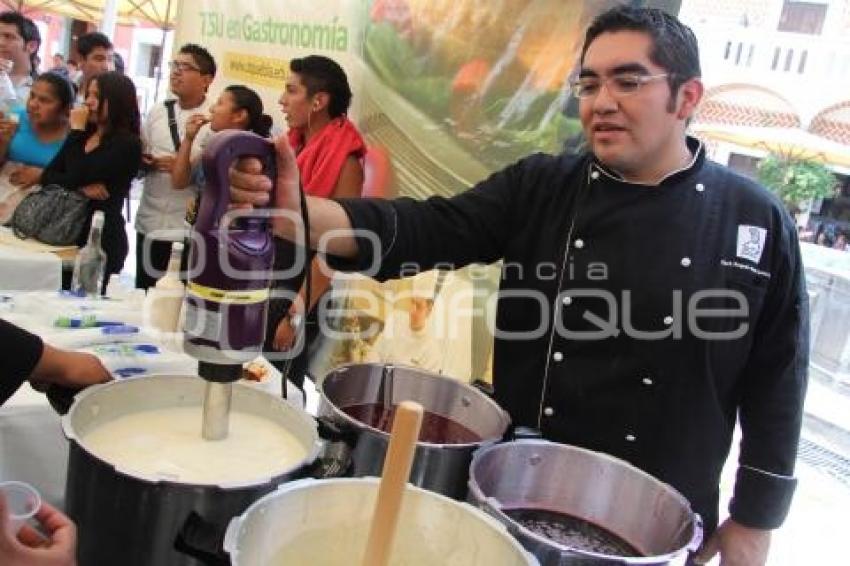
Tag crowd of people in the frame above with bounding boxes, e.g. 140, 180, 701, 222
0, 4, 814, 566
0, 9, 369, 563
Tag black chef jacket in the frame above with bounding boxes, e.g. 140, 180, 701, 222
327, 138, 808, 533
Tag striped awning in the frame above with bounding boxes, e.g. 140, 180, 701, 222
694, 83, 802, 129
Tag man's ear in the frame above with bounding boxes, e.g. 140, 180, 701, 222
312, 92, 330, 113
676, 77, 704, 121
25, 40, 38, 56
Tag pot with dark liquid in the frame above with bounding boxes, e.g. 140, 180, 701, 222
317, 363, 511, 499
468, 440, 703, 565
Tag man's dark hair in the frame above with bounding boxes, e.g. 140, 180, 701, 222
179, 43, 216, 77
76, 31, 112, 59
0, 11, 41, 78
580, 6, 701, 109
290, 55, 353, 118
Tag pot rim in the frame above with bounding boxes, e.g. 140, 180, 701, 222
467, 439, 704, 563
61, 374, 322, 489
318, 363, 511, 448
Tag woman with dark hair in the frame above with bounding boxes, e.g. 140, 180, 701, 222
0, 72, 72, 169
268, 55, 366, 394
40, 71, 142, 290
172, 84, 272, 194
0, 72, 72, 222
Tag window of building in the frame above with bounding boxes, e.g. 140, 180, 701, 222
778, 1, 827, 34
134, 43, 162, 79
798, 50, 808, 73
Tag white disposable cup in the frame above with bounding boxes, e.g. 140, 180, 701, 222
0, 481, 41, 535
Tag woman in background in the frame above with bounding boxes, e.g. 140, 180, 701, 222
267, 55, 366, 394
0, 72, 72, 222
172, 84, 272, 207
40, 71, 141, 291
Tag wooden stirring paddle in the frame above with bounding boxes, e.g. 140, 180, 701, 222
361, 400, 424, 566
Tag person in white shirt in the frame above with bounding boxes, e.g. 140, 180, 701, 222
0, 11, 39, 103
135, 44, 215, 289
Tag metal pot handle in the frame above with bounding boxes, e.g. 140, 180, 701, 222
510, 426, 543, 441
308, 416, 358, 479
173, 511, 231, 566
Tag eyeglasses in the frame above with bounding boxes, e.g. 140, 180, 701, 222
570, 73, 670, 99
168, 61, 201, 73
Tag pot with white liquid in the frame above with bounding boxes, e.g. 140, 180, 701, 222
224, 477, 539, 565
62, 374, 321, 566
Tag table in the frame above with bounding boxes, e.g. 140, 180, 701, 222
0, 227, 78, 291
0, 385, 68, 508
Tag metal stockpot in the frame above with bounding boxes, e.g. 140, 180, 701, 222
224, 477, 539, 565
468, 441, 703, 566
317, 363, 511, 499
62, 374, 321, 566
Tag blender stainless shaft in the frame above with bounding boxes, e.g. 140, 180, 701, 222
202, 382, 233, 440
198, 362, 242, 441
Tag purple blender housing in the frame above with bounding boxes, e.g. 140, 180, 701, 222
183, 130, 278, 365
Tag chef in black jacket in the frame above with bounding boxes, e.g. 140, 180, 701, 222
228, 6, 808, 565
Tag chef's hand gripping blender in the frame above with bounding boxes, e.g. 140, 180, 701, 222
183, 130, 302, 441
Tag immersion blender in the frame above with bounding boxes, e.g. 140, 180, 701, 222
183, 130, 279, 441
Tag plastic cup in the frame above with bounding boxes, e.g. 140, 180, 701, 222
0, 481, 41, 535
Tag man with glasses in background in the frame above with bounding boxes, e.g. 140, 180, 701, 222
230, 6, 808, 565
74, 31, 114, 101
135, 43, 215, 289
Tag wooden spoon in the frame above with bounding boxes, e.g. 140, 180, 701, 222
361, 400, 424, 566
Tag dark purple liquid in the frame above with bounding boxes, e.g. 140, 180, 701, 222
505, 508, 643, 557
342, 403, 482, 444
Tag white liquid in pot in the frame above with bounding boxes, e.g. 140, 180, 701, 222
81, 407, 307, 484
270, 525, 454, 566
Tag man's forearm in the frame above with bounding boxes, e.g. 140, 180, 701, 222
273, 195, 359, 258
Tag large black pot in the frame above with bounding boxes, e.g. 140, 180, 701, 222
62, 374, 321, 566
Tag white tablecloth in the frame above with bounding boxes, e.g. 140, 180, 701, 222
0, 244, 62, 291
0, 386, 68, 508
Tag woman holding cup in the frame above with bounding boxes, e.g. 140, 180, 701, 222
0, 72, 73, 222
39, 71, 142, 292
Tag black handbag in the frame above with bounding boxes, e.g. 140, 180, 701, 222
10, 184, 90, 246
